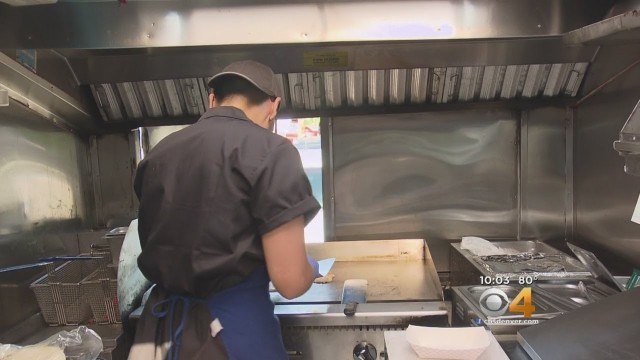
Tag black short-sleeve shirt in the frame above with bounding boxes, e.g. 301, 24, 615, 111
134, 106, 321, 297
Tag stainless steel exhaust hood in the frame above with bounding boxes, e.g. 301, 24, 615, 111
0, 0, 626, 128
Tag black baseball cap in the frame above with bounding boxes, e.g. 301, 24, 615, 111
207, 60, 283, 98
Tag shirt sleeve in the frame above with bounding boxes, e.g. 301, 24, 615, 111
250, 141, 321, 235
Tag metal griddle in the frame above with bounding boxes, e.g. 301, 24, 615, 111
270, 260, 442, 304
274, 239, 446, 360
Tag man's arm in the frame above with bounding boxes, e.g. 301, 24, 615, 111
262, 216, 316, 299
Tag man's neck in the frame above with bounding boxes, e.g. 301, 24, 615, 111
216, 99, 266, 129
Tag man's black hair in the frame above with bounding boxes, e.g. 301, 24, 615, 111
211, 75, 272, 106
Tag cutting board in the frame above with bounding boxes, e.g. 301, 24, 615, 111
384, 330, 508, 360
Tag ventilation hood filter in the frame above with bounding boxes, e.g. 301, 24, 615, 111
90, 61, 589, 122
500, 65, 528, 99
389, 69, 407, 105
116, 82, 143, 119
368, 70, 385, 106
346, 70, 364, 107
323, 71, 343, 108
178, 78, 207, 116
564, 63, 589, 97
137, 81, 163, 118
275, 74, 287, 109
410, 68, 429, 104
543, 63, 573, 97
430, 68, 447, 103
480, 66, 506, 101
442, 67, 461, 104
458, 66, 482, 102
288, 73, 306, 110
614, 99, 640, 176
91, 84, 123, 122
522, 64, 551, 98
157, 80, 184, 117
305, 73, 322, 110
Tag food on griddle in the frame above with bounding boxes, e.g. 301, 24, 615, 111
314, 273, 335, 284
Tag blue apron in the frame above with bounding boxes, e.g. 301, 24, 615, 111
150, 265, 287, 360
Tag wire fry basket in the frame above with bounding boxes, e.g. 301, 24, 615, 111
81, 265, 120, 324
30, 260, 95, 326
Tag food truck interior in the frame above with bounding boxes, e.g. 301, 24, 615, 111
0, 0, 639, 359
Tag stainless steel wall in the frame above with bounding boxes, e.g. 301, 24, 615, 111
330, 110, 519, 241
574, 45, 640, 273
521, 107, 569, 243
327, 108, 569, 270
0, 102, 89, 245
90, 133, 138, 227
0, 101, 91, 332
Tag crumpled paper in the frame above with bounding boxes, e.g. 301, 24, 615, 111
460, 236, 509, 256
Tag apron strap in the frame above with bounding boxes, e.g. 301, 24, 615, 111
151, 295, 204, 360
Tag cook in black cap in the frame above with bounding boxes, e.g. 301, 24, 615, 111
129, 60, 321, 360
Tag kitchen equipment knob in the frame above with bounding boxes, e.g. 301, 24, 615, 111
353, 342, 377, 360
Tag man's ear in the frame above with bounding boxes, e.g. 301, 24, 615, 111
270, 97, 282, 119
209, 93, 215, 108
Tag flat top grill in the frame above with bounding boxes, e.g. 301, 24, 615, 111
270, 260, 442, 304
270, 239, 443, 305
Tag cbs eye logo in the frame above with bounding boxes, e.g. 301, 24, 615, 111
479, 288, 511, 316
478, 287, 536, 318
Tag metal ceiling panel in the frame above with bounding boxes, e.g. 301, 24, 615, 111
442, 67, 461, 104
563, 62, 589, 97
430, 68, 447, 103
136, 81, 163, 118
458, 66, 483, 102
178, 78, 206, 116
409, 68, 429, 104
157, 80, 184, 117
115, 82, 143, 119
367, 70, 385, 106
543, 63, 573, 97
500, 65, 529, 99
346, 70, 364, 107
389, 69, 407, 105
91, 84, 123, 122
323, 71, 343, 108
